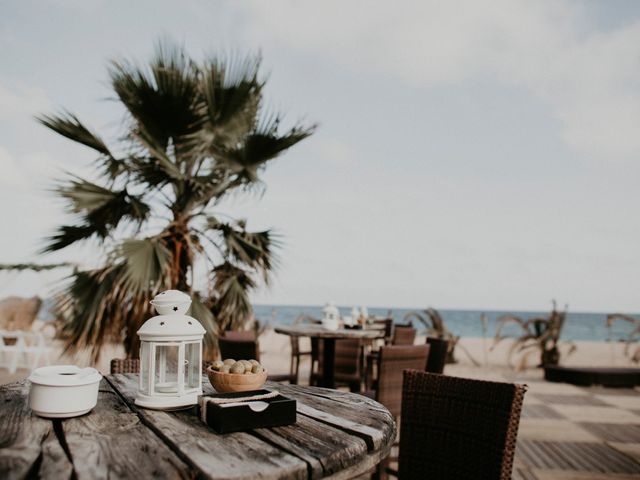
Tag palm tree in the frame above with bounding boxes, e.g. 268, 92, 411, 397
34, 40, 314, 361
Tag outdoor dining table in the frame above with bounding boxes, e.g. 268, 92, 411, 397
0, 374, 395, 480
274, 324, 386, 389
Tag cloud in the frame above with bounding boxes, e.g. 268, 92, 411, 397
238, 0, 640, 160
0, 146, 28, 188
0, 82, 50, 120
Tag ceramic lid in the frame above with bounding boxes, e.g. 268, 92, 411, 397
137, 314, 206, 339
151, 290, 191, 306
28, 365, 102, 387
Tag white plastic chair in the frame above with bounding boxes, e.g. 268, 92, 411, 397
0, 330, 52, 373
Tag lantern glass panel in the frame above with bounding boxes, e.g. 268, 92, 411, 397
184, 342, 200, 390
154, 344, 179, 394
140, 342, 150, 394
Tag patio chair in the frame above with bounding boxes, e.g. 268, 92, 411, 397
218, 337, 259, 361
372, 317, 394, 345
221, 330, 256, 341
365, 345, 430, 479
0, 330, 52, 373
218, 337, 294, 383
311, 338, 365, 392
395, 370, 526, 479
391, 325, 416, 345
110, 358, 141, 374
289, 336, 311, 385
110, 358, 217, 375
367, 344, 430, 417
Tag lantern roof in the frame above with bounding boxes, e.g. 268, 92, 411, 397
138, 314, 205, 340
151, 289, 190, 305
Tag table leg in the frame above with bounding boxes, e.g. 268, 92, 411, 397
319, 338, 336, 388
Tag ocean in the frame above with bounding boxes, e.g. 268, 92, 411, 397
38, 298, 637, 342
253, 304, 639, 342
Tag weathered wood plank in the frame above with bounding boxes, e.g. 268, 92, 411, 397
264, 382, 396, 453
251, 415, 369, 479
59, 379, 191, 479
0, 380, 73, 479
109, 374, 308, 480
201, 381, 393, 479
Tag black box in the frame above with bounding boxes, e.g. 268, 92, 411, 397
197, 389, 296, 434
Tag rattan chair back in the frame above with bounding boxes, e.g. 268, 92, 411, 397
392, 325, 417, 345
313, 338, 364, 391
218, 337, 260, 361
222, 330, 255, 341
110, 358, 140, 374
376, 345, 430, 417
373, 318, 394, 344
399, 370, 526, 480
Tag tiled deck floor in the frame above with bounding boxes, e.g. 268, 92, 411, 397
449, 366, 640, 480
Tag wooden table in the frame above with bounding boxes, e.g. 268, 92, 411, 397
0, 374, 395, 480
274, 324, 385, 389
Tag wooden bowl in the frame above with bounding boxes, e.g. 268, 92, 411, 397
206, 366, 268, 393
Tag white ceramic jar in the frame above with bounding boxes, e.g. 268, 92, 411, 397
28, 365, 102, 418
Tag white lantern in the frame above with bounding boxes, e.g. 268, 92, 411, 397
322, 301, 340, 330
135, 290, 206, 410
322, 301, 340, 321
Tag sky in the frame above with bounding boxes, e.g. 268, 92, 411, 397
0, 0, 639, 312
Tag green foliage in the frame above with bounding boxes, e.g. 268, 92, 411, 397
35, 39, 315, 361
492, 301, 575, 370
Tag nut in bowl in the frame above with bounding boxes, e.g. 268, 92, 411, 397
207, 359, 268, 393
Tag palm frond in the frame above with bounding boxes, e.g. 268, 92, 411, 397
189, 293, 218, 353
606, 313, 640, 327
56, 265, 130, 362
208, 217, 278, 282
109, 40, 201, 154
38, 111, 126, 179
211, 262, 256, 331
220, 118, 316, 182
195, 53, 263, 148
43, 224, 101, 252
0, 262, 72, 271
44, 179, 150, 252
117, 237, 172, 293
38, 111, 112, 157
493, 314, 528, 344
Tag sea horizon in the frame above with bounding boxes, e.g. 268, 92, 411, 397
254, 304, 640, 342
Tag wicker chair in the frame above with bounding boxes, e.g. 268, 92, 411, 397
391, 325, 416, 345
221, 330, 255, 341
312, 338, 365, 392
218, 337, 260, 361
289, 336, 311, 385
218, 337, 294, 383
370, 345, 430, 417
397, 370, 527, 479
111, 358, 211, 374
372, 317, 394, 345
110, 358, 140, 374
